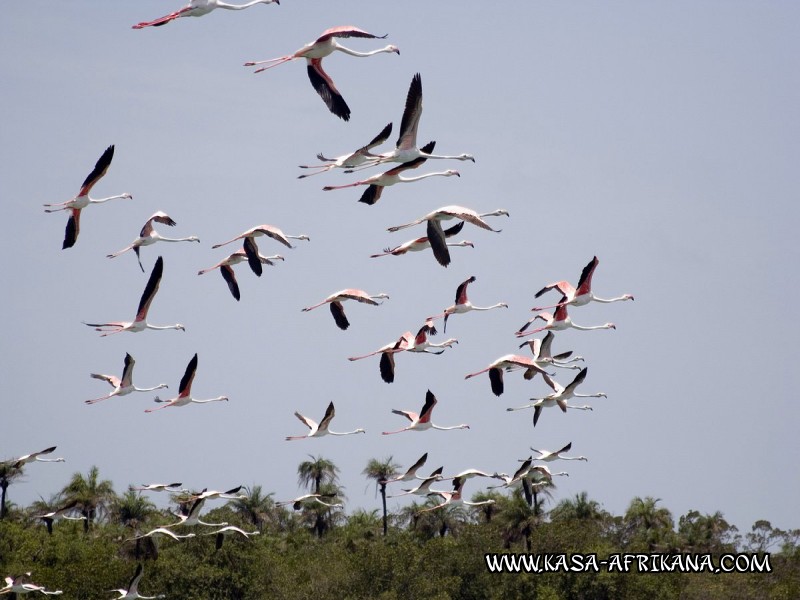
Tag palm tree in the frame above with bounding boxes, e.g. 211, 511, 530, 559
297, 455, 339, 495
678, 509, 738, 553
470, 490, 504, 524
61, 465, 117, 531
362, 457, 400, 536
497, 489, 539, 551
228, 485, 276, 532
624, 496, 674, 551
114, 489, 156, 529
550, 491, 607, 522
298, 482, 345, 538
0, 462, 23, 520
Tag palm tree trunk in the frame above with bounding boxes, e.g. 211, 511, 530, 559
379, 480, 388, 536
0, 480, 8, 520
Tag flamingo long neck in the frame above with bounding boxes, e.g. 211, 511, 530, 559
333, 43, 395, 58
134, 383, 168, 392
570, 322, 612, 331
573, 392, 605, 398
329, 429, 363, 436
145, 323, 184, 331
153, 234, 198, 243
471, 303, 506, 311
217, 0, 270, 9
591, 294, 633, 303
398, 171, 455, 183
431, 423, 468, 431
191, 396, 227, 404
90, 193, 129, 204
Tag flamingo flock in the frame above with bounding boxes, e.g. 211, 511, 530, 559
16, 4, 640, 589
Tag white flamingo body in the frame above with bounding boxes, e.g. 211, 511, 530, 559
506, 368, 603, 426
433, 275, 508, 333
323, 141, 460, 205
387, 205, 509, 267
286, 401, 365, 440
517, 299, 616, 337
530, 442, 588, 463
382, 390, 469, 435
245, 26, 399, 121
302, 289, 389, 330
110, 565, 164, 600
532, 256, 634, 311
7, 446, 65, 469
203, 525, 259, 550
464, 354, 551, 397
107, 211, 199, 272
35, 500, 86, 534
387, 467, 444, 498
43, 145, 132, 249
86, 353, 168, 404
298, 123, 392, 178
198, 249, 283, 301
370, 221, 474, 259
419, 477, 495, 514
212, 224, 308, 277
359, 73, 475, 168
84, 256, 185, 335
145, 354, 228, 412
407, 318, 458, 354
2, 575, 62, 596
276, 493, 342, 510
133, 0, 278, 29
163, 496, 228, 528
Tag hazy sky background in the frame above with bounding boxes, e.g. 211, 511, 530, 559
2, 2, 798, 535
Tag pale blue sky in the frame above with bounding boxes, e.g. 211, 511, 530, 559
2, 1, 798, 535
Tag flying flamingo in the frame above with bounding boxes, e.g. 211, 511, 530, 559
162, 496, 227, 528
441, 468, 504, 482
408, 318, 458, 354
382, 390, 469, 435
322, 142, 461, 206
432, 275, 508, 333
83, 256, 185, 335
387, 466, 444, 498
85, 353, 168, 405
350, 73, 475, 169
190, 486, 245, 501
516, 297, 616, 337
133, 0, 279, 29
348, 331, 413, 384
370, 221, 474, 259
418, 477, 496, 514
110, 564, 164, 600
286, 401, 366, 440
35, 500, 86, 535
43, 145, 132, 249
1, 574, 62, 596
506, 368, 603, 426
518, 331, 584, 372
132, 483, 185, 493
301, 289, 390, 330
202, 525, 259, 550
530, 442, 588, 463
198, 249, 284, 301
387, 205, 509, 267
212, 224, 309, 276
7, 446, 65, 469
107, 211, 199, 272
145, 354, 228, 412
298, 123, 392, 178
276, 494, 343, 510
244, 26, 400, 121
532, 256, 634, 311
127, 527, 195, 542
383, 453, 433, 484
464, 354, 552, 397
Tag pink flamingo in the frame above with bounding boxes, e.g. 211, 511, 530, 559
387, 205, 508, 267
107, 211, 199, 272
85, 353, 168, 404
506, 368, 603, 427
464, 354, 552, 397
417, 477, 496, 514
387, 467, 444, 498
530, 442, 588, 463
432, 275, 508, 333
43, 145, 132, 249
133, 0, 279, 29
382, 390, 469, 435
197, 249, 284, 301
83, 256, 185, 335
370, 221, 474, 259
145, 354, 228, 412
286, 401, 365, 440
516, 297, 616, 337
348, 331, 413, 384
322, 142, 460, 206
301, 289, 389, 330
212, 224, 308, 276
298, 123, 392, 178
383, 453, 433, 484
532, 256, 634, 310
244, 26, 399, 121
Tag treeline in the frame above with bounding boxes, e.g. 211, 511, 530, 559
1, 460, 797, 599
